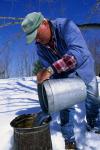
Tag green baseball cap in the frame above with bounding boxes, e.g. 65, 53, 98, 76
21, 12, 44, 44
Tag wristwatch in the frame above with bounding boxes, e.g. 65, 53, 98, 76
46, 66, 54, 75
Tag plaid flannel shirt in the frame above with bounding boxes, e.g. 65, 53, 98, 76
52, 54, 76, 73
46, 42, 76, 74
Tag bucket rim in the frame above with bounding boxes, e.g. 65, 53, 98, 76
10, 113, 50, 130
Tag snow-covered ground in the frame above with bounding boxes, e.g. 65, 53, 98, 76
0, 76, 100, 150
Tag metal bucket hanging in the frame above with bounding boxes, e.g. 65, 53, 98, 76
38, 78, 87, 113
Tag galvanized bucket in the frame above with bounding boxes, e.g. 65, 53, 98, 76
10, 113, 52, 150
38, 78, 87, 113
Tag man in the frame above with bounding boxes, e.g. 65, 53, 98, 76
21, 12, 100, 149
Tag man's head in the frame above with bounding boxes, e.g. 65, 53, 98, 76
21, 12, 51, 45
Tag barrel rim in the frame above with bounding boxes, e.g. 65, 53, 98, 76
10, 113, 50, 130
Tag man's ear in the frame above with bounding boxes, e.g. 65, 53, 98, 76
42, 19, 48, 26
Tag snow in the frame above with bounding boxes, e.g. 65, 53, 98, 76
0, 76, 100, 150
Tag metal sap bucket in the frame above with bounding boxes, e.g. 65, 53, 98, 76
38, 78, 87, 113
10, 113, 52, 150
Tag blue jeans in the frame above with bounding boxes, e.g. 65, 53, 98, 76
60, 76, 100, 141
60, 108, 75, 142
60, 102, 86, 144
86, 77, 100, 128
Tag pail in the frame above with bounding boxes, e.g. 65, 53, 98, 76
10, 113, 52, 150
38, 78, 87, 113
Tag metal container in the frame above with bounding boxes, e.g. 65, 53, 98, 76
10, 113, 52, 150
38, 78, 87, 113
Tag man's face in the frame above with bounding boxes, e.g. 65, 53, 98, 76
35, 20, 51, 45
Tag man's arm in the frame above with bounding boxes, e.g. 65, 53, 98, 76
62, 20, 89, 68
50, 20, 89, 74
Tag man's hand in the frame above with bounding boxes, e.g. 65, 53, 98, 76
37, 69, 52, 84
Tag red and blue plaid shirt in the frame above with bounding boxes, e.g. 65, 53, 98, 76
52, 54, 76, 73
